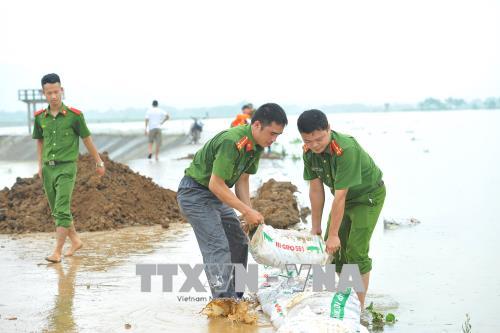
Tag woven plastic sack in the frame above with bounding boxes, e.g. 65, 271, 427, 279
249, 224, 332, 269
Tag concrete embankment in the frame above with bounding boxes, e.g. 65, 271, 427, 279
0, 133, 188, 162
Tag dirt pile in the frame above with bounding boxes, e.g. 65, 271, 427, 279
251, 179, 309, 229
0, 153, 184, 234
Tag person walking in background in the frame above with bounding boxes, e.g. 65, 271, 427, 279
145, 100, 169, 161
32, 73, 105, 263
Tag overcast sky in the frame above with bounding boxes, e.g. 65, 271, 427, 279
1, 0, 499, 112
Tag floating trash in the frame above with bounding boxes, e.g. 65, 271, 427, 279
383, 217, 421, 230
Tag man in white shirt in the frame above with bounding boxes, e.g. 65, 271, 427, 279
145, 100, 169, 161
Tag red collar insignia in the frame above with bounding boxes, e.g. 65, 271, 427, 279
330, 140, 343, 156
236, 136, 249, 151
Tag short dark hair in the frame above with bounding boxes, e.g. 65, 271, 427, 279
251, 103, 288, 127
241, 104, 251, 111
41, 73, 61, 87
297, 109, 329, 133
152, 100, 158, 107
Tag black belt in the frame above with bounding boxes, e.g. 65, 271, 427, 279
44, 160, 73, 166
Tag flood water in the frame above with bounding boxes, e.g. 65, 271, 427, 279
1, 110, 499, 332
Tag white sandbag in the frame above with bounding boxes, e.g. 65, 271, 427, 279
277, 306, 369, 333
260, 288, 289, 328
256, 267, 366, 333
249, 224, 332, 268
257, 275, 296, 328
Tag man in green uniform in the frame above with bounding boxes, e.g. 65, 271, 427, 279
32, 73, 105, 263
298, 109, 386, 310
177, 103, 288, 299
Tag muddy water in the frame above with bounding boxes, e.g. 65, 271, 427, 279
1, 110, 499, 332
128, 111, 500, 332
0, 224, 273, 332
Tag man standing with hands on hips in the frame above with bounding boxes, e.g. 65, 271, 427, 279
32, 73, 105, 263
298, 109, 386, 310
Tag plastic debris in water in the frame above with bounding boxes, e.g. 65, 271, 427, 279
383, 217, 421, 230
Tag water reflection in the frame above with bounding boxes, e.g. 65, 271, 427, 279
46, 258, 81, 333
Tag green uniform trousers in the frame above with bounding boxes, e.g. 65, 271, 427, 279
42, 161, 77, 228
325, 184, 386, 275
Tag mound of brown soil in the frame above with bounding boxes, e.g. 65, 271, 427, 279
251, 179, 308, 229
0, 153, 184, 234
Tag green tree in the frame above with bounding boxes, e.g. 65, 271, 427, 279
445, 97, 466, 109
484, 97, 498, 109
418, 98, 446, 110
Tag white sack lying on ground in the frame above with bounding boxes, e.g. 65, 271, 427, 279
256, 266, 368, 333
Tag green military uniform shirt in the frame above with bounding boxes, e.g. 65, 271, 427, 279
32, 103, 91, 162
303, 131, 383, 201
185, 124, 263, 187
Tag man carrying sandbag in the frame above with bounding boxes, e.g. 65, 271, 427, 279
297, 109, 386, 310
177, 103, 288, 299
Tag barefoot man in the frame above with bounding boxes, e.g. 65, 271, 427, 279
32, 73, 105, 263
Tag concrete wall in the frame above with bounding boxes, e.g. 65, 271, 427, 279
0, 133, 188, 162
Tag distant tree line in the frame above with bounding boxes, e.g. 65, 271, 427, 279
417, 97, 500, 110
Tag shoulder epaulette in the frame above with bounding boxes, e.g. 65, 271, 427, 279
68, 107, 82, 115
34, 108, 45, 117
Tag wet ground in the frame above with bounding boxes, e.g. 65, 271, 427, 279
0, 224, 275, 332
1, 110, 499, 332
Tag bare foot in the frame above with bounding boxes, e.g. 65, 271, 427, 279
64, 241, 83, 257
45, 254, 62, 263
